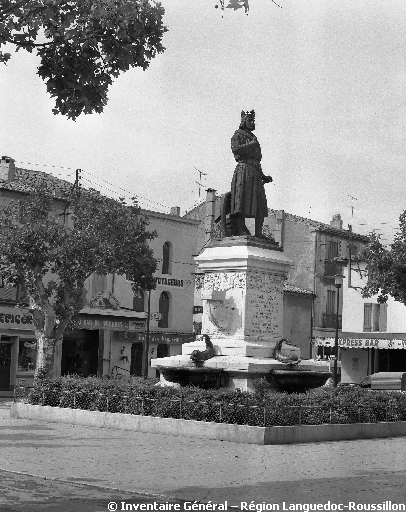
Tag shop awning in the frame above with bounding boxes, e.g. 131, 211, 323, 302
315, 337, 406, 349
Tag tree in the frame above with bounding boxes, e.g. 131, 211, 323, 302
0, 185, 158, 378
215, 0, 282, 15
0, 0, 167, 120
361, 214, 406, 305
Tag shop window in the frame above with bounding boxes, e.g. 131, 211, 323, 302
158, 292, 170, 328
162, 242, 172, 275
316, 345, 334, 360
18, 339, 37, 372
364, 303, 387, 332
133, 288, 145, 312
157, 344, 169, 358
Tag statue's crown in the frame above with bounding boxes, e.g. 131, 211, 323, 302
241, 110, 255, 121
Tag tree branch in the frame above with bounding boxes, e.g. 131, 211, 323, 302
6, 36, 56, 48
0, 0, 31, 17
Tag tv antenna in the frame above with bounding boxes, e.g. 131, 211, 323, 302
347, 195, 358, 219
195, 167, 207, 198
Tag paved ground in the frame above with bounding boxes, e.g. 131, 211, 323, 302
1, 399, 406, 511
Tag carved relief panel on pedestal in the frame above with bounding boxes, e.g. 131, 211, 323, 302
245, 271, 285, 338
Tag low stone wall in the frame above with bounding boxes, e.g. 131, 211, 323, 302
10, 402, 406, 445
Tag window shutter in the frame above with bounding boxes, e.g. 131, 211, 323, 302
363, 303, 372, 332
379, 303, 388, 332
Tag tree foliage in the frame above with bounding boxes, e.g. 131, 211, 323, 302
215, 0, 281, 15
361, 213, 406, 305
0, 0, 167, 119
0, 186, 157, 376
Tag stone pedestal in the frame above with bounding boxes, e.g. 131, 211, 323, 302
186, 236, 294, 358
152, 236, 314, 391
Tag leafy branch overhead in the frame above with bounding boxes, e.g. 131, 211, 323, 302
361, 212, 406, 306
0, 186, 157, 342
215, 0, 282, 15
0, 1, 167, 120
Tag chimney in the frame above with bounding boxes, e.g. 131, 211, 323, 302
330, 213, 343, 230
205, 188, 216, 241
0, 156, 16, 181
170, 206, 181, 216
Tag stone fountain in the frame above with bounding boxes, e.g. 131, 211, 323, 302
152, 110, 331, 391
152, 235, 331, 391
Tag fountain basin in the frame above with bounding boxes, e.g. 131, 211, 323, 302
158, 367, 224, 389
267, 369, 332, 393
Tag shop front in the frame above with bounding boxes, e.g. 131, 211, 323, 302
119, 331, 195, 378
315, 336, 406, 384
0, 306, 36, 389
76, 311, 147, 378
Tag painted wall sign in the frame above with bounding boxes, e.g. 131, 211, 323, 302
78, 315, 145, 332
120, 332, 195, 344
0, 308, 33, 330
154, 276, 184, 288
315, 337, 406, 350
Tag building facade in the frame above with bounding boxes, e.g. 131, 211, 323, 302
315, 261, 406, 385
0, 157, 198, 389
265, 210, 370, 359
185, 191, 370, 361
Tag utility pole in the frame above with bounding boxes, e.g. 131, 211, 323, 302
348, 224, 352, 288
61, 168, 82, 224
143, 290, 151, 379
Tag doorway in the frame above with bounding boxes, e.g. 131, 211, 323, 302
130, 342, 144, 377
0, 342, 12, 389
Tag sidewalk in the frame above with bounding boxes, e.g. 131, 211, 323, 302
1, 405, 406, 506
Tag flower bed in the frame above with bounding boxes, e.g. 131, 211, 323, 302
14, 375, 406, 427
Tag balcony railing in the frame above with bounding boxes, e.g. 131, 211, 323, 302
322, 313, 342, 329
323, 260, 339, 277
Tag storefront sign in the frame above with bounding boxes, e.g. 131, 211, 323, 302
315, 337, 406, 350
120, 332, 195, 344
0, 308, 34, 330
154, 276, 184, 288
78, 315, 145, 332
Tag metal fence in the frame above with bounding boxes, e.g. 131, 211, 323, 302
13, 386, 406, 427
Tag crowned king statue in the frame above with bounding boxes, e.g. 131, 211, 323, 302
228, 110, 273, 238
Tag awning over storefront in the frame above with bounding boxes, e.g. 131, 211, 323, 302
315, 337, 406, 349
77, 314, 145, 332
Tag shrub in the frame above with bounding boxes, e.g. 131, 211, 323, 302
15, 375, 406, 427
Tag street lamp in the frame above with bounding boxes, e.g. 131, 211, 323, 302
334, 274, 343, 387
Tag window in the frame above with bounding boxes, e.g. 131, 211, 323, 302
327, 241, 338, 260
326, 290, 336, 315
162, 242, 171, 275
158, 292, 170, 328
0, 275, 19, 302
18, 339, 37, 372
133, 288, 145, 312
324, 241, 339, 276
364, 303, 387, 332
322, 290, 342, 328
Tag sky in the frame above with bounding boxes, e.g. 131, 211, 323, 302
1, 0, 406, 243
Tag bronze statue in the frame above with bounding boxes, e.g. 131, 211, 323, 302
190, 334, 215, 366
228, 110, 272, 238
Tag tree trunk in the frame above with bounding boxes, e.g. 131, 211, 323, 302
35, 333, 59, 379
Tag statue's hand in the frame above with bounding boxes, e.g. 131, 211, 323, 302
262, 175, 273, 184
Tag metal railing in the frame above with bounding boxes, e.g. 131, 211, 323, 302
13, 386, 406, 427
110, 366, 131, 378
322, 313, 342, 329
